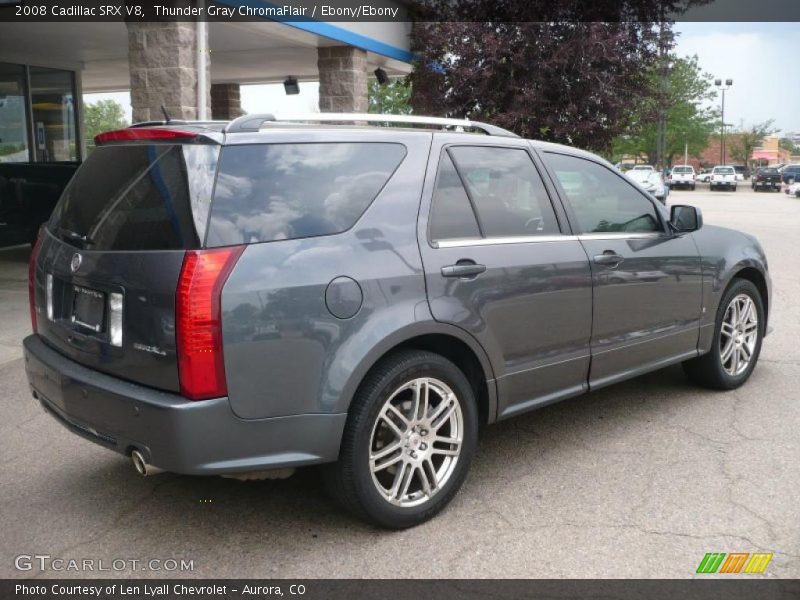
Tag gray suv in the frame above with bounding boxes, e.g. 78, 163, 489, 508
25, 114, 770, 528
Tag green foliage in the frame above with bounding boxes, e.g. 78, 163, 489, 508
779, 137, 798, 153
611, 54, 718, 166
84, 99, 128, 152
729, 120, 778, 164
368, 77, 412, 115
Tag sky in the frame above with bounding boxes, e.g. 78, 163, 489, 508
85, 22, 799, 137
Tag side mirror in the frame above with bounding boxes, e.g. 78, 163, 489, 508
670, 205, 703, 232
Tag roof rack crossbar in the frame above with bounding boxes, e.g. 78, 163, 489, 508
223, 113, 519, 137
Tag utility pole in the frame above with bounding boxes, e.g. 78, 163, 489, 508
655, 25, 671, 172
715, 78, 733, 164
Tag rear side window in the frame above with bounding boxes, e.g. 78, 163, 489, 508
429, 145, 560, 242
206, 142, 406, 246
49, 144, 218, 250
429, 154, 481, 241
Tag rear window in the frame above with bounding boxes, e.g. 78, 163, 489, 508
49, 144, 219, 250
206, 142, 406, 246
714, 167, 734, 174
759, 168, 778, 174
672, 167, 693, 174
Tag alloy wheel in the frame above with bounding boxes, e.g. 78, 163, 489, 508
368, 377, 464, 508
719, 293, 759, 376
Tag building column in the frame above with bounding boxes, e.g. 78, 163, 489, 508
211, 83, 243, 120
126, 22, 209, 123
317, 46, 368, 113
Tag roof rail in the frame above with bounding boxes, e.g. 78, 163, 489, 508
223, 113, 519, 137
129, 120, 228, 128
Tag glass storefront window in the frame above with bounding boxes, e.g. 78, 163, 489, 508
0, 62, 30, 163
29, 66, 78, 162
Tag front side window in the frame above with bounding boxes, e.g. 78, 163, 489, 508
207, 142, 406, 246
544, 152, 662, 234
429, 145, 560, 242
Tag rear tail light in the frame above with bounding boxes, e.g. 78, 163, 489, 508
28, 232, 44, 333
175, 246, 244, 400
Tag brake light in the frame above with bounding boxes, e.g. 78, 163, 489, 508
28, 231, 44, 333
176, 246, 244, 400
94, 128, 198, 144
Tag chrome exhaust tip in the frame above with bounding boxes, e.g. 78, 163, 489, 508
131, 450, 164, 476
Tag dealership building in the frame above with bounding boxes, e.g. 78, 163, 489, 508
0, 16, 413, 163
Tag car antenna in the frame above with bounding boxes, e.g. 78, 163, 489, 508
161, 105, 172, 122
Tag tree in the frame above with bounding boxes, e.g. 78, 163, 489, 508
368, 76, 412, 115
729, 120, 778, 165
611, 54, 718, 166
779, 137, 798, 153
408, 0, 713, 151
83, 99, 128, 151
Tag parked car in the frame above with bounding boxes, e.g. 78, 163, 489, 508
25, 114, 771, 528
780, 164, 800, 184
731, 165, 749, 181
668, 165, 696, 190
627, 169, 668, 204
710, 166, 738, 191
697, 170, 713, 183
631, 164, 654, 172
751, 167, 782, 192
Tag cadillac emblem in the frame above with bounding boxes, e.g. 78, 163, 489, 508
70, 253, 82, 273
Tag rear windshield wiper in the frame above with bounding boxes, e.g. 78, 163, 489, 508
58, 227, 95, 248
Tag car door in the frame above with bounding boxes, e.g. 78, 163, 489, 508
539, 150, 703, 389
417, 137, 593, 419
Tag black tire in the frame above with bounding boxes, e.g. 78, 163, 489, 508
683, 279, 765, 390
325, 350, 478, 529
691, 185, 696, 191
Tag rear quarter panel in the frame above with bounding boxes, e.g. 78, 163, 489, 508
220, 131, 444, 419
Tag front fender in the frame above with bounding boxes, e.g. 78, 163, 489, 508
692, 225, 770, 354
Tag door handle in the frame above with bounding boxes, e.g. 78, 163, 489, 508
441, 260, 486, 278
593, 251, 625, 267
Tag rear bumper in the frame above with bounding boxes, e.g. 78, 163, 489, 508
23, 335, 346, 475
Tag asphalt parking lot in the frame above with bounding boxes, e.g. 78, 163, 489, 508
1, 184, 798, 579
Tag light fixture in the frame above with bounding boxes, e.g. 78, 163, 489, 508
374, 68, 389, 86
283, 77, 299, 95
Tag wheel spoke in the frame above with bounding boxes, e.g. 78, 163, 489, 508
721, 321, 735, 337
398, 464, 415, 500
385, 404, 409, 433
432, 447, 460, 457
720, 339, 735, 364
389, 461, 411, 500
369, 440, 402, 466
732, 347, 741, 374
431, 398, 457, 431
419, 460, 437, 496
